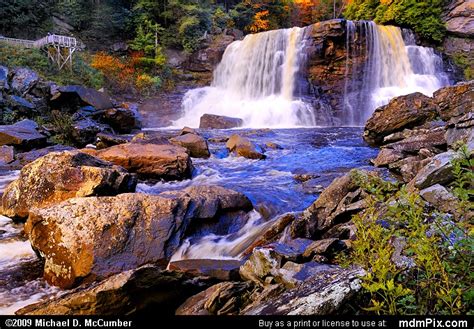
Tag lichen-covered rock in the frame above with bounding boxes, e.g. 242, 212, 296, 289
25, 185, 252, 288
226, 134, 266, 160
364, 93, 439, 146
419, 184, 460, 214
169, 133, 210, 158
433, 81, 474, 121
10, 68, 39, 95
412, 151, 456, 189
443, 0, 474, 38
16, 265, 214, 315
51, 85, 113, 110
1, 150, 136, 219
92, 143, 193, 180
0, 120, 47, 149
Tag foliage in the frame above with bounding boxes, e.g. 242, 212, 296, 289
450, 144, 474, 215
49, 110, 75, 146
344, 0, 446, 42
452, 53, 474, 81
344, 169, 473, 314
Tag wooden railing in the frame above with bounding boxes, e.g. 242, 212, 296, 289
0, 34, 77, 49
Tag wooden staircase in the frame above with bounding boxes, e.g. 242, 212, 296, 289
0, 34, 78, 70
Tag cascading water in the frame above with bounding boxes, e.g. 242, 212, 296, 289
174, 26, 317, 128
342, 21, 450, 126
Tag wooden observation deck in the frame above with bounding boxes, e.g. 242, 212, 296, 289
0, 34, 78, 70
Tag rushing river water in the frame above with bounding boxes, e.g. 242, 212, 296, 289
0, 127, 377, 314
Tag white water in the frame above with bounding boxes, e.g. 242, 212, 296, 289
173, 26, 317, 128
175, 20, 449, 128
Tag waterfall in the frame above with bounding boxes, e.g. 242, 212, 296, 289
343, 21, 449, 126
173, 26, 317, 128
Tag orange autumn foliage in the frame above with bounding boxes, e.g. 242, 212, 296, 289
91, 52, 136, 91
248, 10, 271, 32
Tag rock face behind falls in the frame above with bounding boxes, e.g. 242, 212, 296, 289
24, 186, 253, 289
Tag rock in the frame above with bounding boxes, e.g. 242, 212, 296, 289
322, 222, 356, 240
10, 68, 39, 95
420, 184, 460, 214
443, 0, 474, 38
412, 151, 456, 189
265, 142, 282, 150
168, 259, 243, 281
291, 173, 358, 239
164, 49, 188, 68
445, 112, 474, 147
0, 145, 15, 165
434, 81, 474, 121
199, 114, 243, 129
364, 93, 439, 146
51, 85, 113, 111
1, 150, 137, 219
383, 129, 446, 154
15, 145, 75, 166
169, 133, 210, 158
16, 264, 213, 315
131, 131, 173, 145
301, 179, 325, 194
7, 95, 35, 114
242, 266, 364, 315
25, 185, 251, 288
92, 143, 193, 180
0, 66, 9, 90
302, 238, 344, 259
96, 133, 131, 150
180, 127, 198, 136
176, 281, 254, 315
71, 118, 110, 146
208, 136, 229, 143
0, 120, 47, 149
226, 134, 266, 160
99, 105, 142, 134
110, 41, 129, 54
393, 156, 432, 183
186, 34, 235, 72
372, 148, 404, 167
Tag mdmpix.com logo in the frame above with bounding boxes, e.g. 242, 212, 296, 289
399, 318, 469, 328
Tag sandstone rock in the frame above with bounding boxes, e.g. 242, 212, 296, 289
95, 133, 131, 150
364, 93, 438, 146
72, 118, 110, 146
25, 185, 251, 288
131, 131, 173, 145
395, 157, 432, 183
16, 265, 213, 315
11, 68, 39, 95
169, 133, 210, 158
291, 173, 358, 239
15, 145, 75, 166
99, 105, 142, 134
1, 150, 136, 219
0, 145, 15, 165
186, 34, 235, 72
445, 112, 474, 148
226, 134, 266, 160
383, 129, 446, 154
51, 85, 113, 111
420, 184, 460, 214
372, 148, 404, 167
242, 266, 364, 315
180, 127, 198, 135
176, 282, 254, 315
199, 114, 243, 129
93, 143, 193, 180
434, 81, 473, 121
412, 151, 456, 189
168, 259, 243, 281
443, 0, 474, 38
0, 120, 47, 149
302, 238, 344, 259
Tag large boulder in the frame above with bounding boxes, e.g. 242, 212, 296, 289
199, 114, 243, 129
24, 185, 252, 288
364, 93, 439, 146
226, 134, 266, 160
411, 151, 456, 190
0, 145, 15, 165
71, 118, 111, 146
434, 81, 474, 121
419, 184, 460, 214
443, 0, 474, 38
51, 85, 113, 111
168, 259, 243, 281
1, 150, 136, 219
98, 104, 142, 134
7, 95, 35, 114
16, 265, 214, 315
10, 68, 39, 95
0, 120, 47, 149
170, 133, 210, 158
91, 143, 193, 180
186, 34, 236, 72
14, 145, 75, 166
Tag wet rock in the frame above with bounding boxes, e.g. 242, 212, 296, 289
265, 142, 282, 150
226, 134, 266, 160
168, 259, 243, 281
208, 136, 229, 143
199, 114, 243, 129
16, 265, 214, 315
95, 133, 131, 150
0, 145, 15, 165
51, 85, 113, 111
15, 145, 75, 166
92, 143, 193, 180
1, 150, 136, 219
180, 127, 198, 136
420, 184, 460, 214
99, 105, 142, 134
0, 120, 47, 149
186, 34, 236, 72
291, 173, 358, 239
176, 282, 254, 315
243, 265, 364, 315
11, 68, 39, 95
131, 131, 173, 145
293, 170, 320, 183
364, 93, 438, 146
25, 185, 251, 288
434, 81, 473, 121
169, 133, 210, 158
412, 151, 456, 189
301, 179, 325, 194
